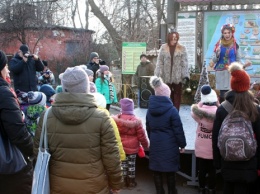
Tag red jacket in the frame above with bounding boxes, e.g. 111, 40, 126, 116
112, 114, 149, 155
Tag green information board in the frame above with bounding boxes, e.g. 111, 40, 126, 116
122, 42, 147, 74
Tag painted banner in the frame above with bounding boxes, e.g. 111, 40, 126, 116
122, 42, 146, 74
204, 11, 260, 75
177, 12, 197, 69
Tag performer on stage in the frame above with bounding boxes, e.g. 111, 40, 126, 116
154, 30, 190, 111
210, 24, 251, 102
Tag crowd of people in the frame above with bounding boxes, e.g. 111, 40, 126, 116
0, 23, 260, 194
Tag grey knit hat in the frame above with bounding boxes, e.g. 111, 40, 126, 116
60, 66, 89, 93
90, 52, 99, 61
79, 65, 94, 76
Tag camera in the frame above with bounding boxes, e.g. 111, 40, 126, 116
99, 59, 106, 65
23, 52, 33, 59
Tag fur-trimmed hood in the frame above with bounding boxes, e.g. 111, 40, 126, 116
191, 103, 217, 122
112, 114, 142, 130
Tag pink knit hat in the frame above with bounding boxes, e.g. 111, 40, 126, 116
149, 76, 171, 97
120, 98, 134, 115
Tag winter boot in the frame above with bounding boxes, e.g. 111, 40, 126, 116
166, 173, 177, 194
154, 173, 165, 194
207, 188, 216, 194
198, 187, 206, 194
127, 177, 137, 189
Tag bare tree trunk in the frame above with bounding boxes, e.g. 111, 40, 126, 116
76, 0, 84, 28
88, 0, 122, 57
126, 0, 132, 38
71, 0, 77, 28
85, 0, 89, 29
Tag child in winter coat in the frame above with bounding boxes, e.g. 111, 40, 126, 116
79, 64, 97, 93
191, 85, 219, 194
26, 91, 47, 136
146, 76, 186, 194
95, 65, 118, 110
91, 92, 126, 161
112, 98, 149, 189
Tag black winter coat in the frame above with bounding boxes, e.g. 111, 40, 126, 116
212, 90, 260, 183
9, 53, 44, 92
86, 61, 99, 82
146, 95, 186, 172
0, 77, 33, 194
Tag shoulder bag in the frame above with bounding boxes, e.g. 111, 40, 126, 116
31, 107, 51, 194
0, 110, 27, 174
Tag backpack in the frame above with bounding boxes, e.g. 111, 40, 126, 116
217, 101, 257, 161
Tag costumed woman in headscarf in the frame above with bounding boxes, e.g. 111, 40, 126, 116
210, 24, 251, 103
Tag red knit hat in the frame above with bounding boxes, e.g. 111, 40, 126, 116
228, 62, 250, 92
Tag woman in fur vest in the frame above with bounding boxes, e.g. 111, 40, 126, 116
154, 31, 190, 111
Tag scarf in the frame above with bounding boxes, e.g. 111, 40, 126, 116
108, 81, 114, 102
221, 37, 234, 47
214, 37, 235, 53
105, 76, 114, 103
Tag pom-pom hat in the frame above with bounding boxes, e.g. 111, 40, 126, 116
120, 98, 134, 115
228, 62, 250, 92
200, 85, 218, 103
60, 66, 89, 93
149, 76, 171, 97
28, 91, 46, 106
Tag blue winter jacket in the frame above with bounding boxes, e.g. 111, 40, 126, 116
146, 95, 186, 172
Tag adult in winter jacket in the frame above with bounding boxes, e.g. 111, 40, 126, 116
212, 62, 260, 194
154, 31, 190, 111
34, 66, 123, 194
134, 53, 155, 107
86, 52, 100, 82
9, 44, 44, 92
134, 53, 155, 86
191, 85, 219, 194
146, 76, 186, 194
0, 50, 34, 194
112, 98, 149, 189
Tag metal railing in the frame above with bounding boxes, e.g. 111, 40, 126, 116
114, 83, 138, 106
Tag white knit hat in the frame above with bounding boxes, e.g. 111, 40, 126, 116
92, 92, 106, 109
60, 66, 89, 93
200, 85, 218, 103
27, 91, 46, 106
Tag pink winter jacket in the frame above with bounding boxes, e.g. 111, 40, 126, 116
191, 102, 218, 159
112, 114, 149, 155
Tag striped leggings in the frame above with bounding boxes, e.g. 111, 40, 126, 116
121, 154, 137, 178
